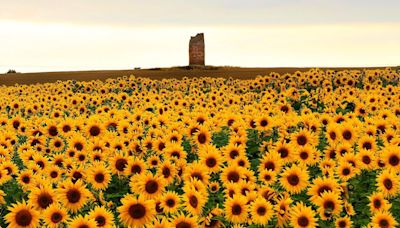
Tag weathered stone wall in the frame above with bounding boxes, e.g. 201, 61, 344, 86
189, 33, 205, 66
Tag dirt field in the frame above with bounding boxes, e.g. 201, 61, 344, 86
0, 66, 392, 86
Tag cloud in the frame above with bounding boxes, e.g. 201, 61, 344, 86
1, 0, 399, 26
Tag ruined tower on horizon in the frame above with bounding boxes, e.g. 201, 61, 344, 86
189, 33, 205, 66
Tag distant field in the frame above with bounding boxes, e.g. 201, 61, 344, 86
0, 66, 393, 85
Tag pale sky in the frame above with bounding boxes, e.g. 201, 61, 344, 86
0, 0, 399, 72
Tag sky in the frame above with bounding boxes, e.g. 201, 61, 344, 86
0, 0, 399, 72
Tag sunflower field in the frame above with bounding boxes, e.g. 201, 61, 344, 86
0, 68, 399, 228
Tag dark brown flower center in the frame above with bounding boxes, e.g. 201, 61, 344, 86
362, 156, 371, 164
95, 173, 105, 183
278, 148, 289, 158
131, 165, 142, 174
342, 168, 350, 176
145, 180, 159, 194
48, 126, 58, 136
264, 161, 275, 171
323, 200, 335, 210
128, 204, 146, 219
373, 199, 382, 208
260, 119, 268, 127
115, 158, 127, 171
176, 221, 192, 228
15, 209, 33, 226
342, 130, 352, 140
362, 142, 372, 150
297, 135, 307, 146
379, 218, 389, 227
189, 195, 198, 208
229, 150, 239, 159
66, 188, 81, 203
300, 151, 309, 160
51, 212, 62, 223
383, 178, 393, 190
197, 133, 207, 144
389, 155, 399, 166
227, 171, 240, 183
287, 174, 299, 186
297, 216, 309, 227
38, 192, 53, 209
256, 206, 266, 216
232, 204, 242, 215
166, 198, 175, 207
95, 215, 106, 226
206, 157, 217, 168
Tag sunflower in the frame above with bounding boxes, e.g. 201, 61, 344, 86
357, 149, 376, 170
221, 165, 244, 185
43, 204, 69, 228
291, 129, 317, 148
170, 212, 199, 228
15, 169, 30, 187
376, 170, 399, 197
259, 169, 277, 186
156, 160, 176, 184
371, 210, 398, 228
273, 141, 294, 163
315, 191, 342, 220
336, 162, 356, 182
249, 197, 273, 225
326, 124, 340, 144
280, 164, 309, 194
224, 195, 248, 224
183, 162, 210, 185
87, 162, 111, 190
274, 193, 293, 227
259, 151, 282, 173
199, 145, 223, 173
339, 125, 357, 144
126, 157, 147, 176
109, 152, 129, 175
165, 142, 187, 162
160, 191, 181, 214
183, 188, 206, 215
382, 146, 400, 171
307, 176, 340, 204
369, 192, 391, 214
223, 143, 245, 161
118, 194, 155, 227
290, 202, 318, 228
295, 145, 317, 165
194, 127, 211, 145
86, 120, 105, 138
88, 206, 115, 228
255, 115, 272, 131
358, 135, 376, 151
28, 185, 56, 211
335, 216, 352, 228
5, 201, 40, 228
131, 172, 165, 199
68, 215, 98, 228
209, 181, 220, 193
46, 122, 59, 137
57, 180, 91, 212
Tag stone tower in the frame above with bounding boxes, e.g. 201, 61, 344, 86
189, 33, 205, 66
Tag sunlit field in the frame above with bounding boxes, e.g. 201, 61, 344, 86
0, 68, 400, 227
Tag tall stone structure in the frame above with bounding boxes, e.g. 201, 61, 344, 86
189, 33, 205, 66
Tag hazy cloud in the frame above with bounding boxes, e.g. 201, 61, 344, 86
1, 0, 399, 26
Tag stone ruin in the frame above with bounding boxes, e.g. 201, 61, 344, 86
189, 33, 205, 66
